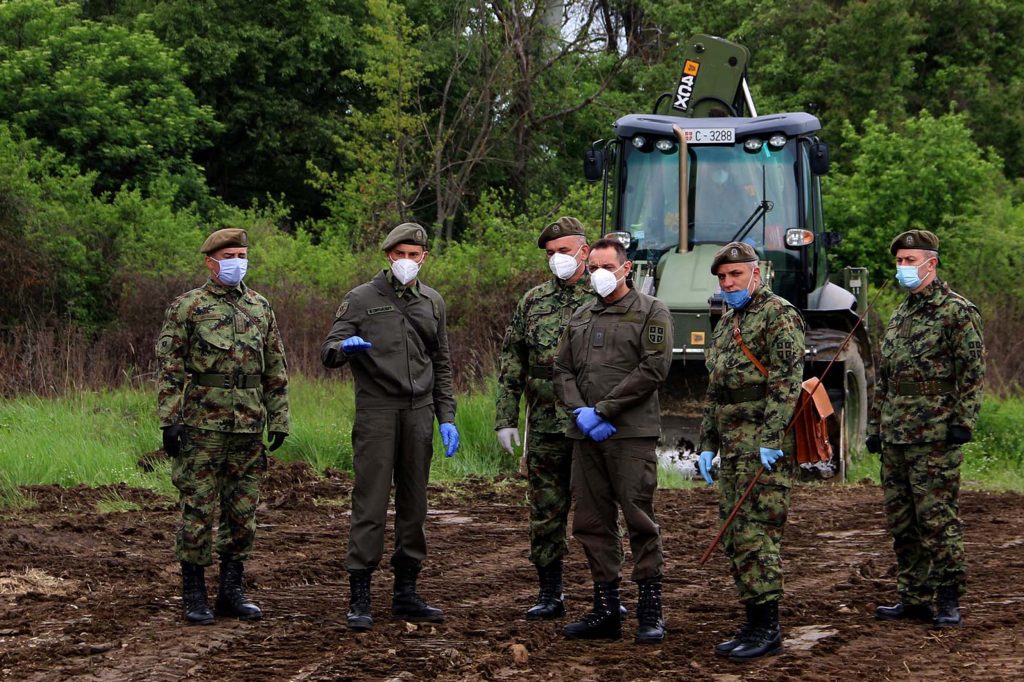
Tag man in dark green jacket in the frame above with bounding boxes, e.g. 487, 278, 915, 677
321, 222, 459, 631
553, 238, 673, 644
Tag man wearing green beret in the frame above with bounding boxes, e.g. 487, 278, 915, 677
495, 216, 594, 619
322, 222, 459, 630
156, 227, 291, 624
868, 230, 985, 628
697, 241, 804, 660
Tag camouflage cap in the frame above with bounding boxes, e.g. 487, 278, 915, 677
200, 228, 248, 255
890, 229, 939, 255
710, 241, 758, 274
381, 222, 429, 252
537, 216, 586, 248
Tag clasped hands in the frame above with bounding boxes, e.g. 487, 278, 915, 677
573, 407, 616, 442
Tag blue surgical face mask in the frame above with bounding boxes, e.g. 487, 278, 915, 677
216, 257, 248, 286
895, 259, 932, 290
721, 267, 757, 309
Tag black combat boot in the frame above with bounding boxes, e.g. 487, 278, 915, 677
215, 560, 263, 620
526, 561, 566, 620
391, 564, 444, 622
563, 580, 622, 640
875, 601, 933, 623
715, 602, 755, 656
180, 562, 214, 625
347, 569, 373, 630
634, 578, 665, 644
933, 586, 962, 628
728, 600, 781, 661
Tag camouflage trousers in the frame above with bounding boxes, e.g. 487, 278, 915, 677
717, 450, 793, 605
172, 427, 266, 566
525, 430, 573, 568
880, 441, 966, 603
571, 437, 663, 583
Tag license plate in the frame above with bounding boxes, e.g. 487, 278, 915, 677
680, 128, 735, 144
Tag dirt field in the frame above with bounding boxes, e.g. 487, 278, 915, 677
1, 460, 1022, 681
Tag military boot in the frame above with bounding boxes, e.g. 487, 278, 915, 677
391, 565, 444, 622
728, 600, 781, 661
634, 578, 665, 644
875, 601, 933, 623
347, 569, 373, 631
563, 580, 622, 640
933, 586, 962, 628
526, 561, 566, 620
215, 560, 263, 620
715, 602, 755, 656
180, 562, 214, 625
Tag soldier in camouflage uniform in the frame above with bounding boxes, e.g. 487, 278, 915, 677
156, 228, 290, 625
867, 230, 985, 629
495, 216, 593, 620
697, 241, 805, 661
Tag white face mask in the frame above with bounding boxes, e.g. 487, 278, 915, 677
548, 246, 583, 280
216, 257, 248, 286
390, 258, 421, 285
590, 265, 623, 298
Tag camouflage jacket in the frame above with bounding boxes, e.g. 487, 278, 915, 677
699, 285, 805, 454
156, 280, 290, 434
495, 276, 594, 434
870, 279, 985, 444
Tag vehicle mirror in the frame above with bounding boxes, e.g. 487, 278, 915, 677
822, 231, 843, 248
605, 231, 632, 249
809, 141, 830, 175
584, 148, 605, 182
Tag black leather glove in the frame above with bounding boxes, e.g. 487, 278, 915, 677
865, 434, 882, 454
947, 425, 972, 445
162, 424, 185, 456
267, 431, 287, 452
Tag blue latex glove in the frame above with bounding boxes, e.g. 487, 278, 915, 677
588, 421, 617, 442
341, 336, 372, 353
698, 450, 715, 486
439, 422, 460, 457
759, 446, 784, 471
573, 407, 603, 435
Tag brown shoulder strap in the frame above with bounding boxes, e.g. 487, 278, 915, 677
732, 317, 769, 377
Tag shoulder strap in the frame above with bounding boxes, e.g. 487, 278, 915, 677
732, 316, 769, 377
372, 277, 440, 356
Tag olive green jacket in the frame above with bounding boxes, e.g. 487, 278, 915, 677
553, 288, 673, 439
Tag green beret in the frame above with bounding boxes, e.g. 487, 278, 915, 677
200, 228, 248, 255
710, 241, 758, 274
890, 229, 939, 255
381, 222, 428, 252
537, 216, 586, 248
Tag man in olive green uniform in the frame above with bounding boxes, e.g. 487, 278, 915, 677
697, 241, 804, 661
321, 222, 459, 631
867, 230, 985, 629
495, 216, 594, 620
553, 238, 673, 644
157, 227, 290, 625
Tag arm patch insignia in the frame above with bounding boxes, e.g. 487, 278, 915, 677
648, 325, 665, 345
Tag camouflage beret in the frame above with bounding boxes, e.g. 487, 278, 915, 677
381, 222, 428, 252
710, 241, 758, 274
200, 228, 248, 255
890, 229, 939, 255
537, 216, 586, 248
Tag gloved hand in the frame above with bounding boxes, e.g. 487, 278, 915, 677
865, 434, 882, 454
340, 336, 372, 353
759, 446, 784, 471
267, 431, 287, 452
588, 421, 617, 442
440, 422, 460, 457
496, 427, 521, 454
698, 450, 716, 486
162, 424, 185, 457
947, 425, 973, 445
573, 407, 603, 435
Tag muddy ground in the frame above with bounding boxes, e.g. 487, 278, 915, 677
1, 460, 1022, 681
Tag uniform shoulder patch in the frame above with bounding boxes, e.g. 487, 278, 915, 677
647, 324, 666, 345
335, 300, 350, 319
156, 335, 174, 355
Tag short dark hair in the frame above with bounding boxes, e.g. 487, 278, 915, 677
590, 238, 627, 264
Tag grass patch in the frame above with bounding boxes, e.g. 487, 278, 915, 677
95, 491, 142, 514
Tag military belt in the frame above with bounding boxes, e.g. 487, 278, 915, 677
895, 379, 955, 396
529, 365, 553, 380
191, 372, 262, 389
721, 385, 767, 405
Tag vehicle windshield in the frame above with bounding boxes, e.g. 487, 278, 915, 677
618, 140, 799, 258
